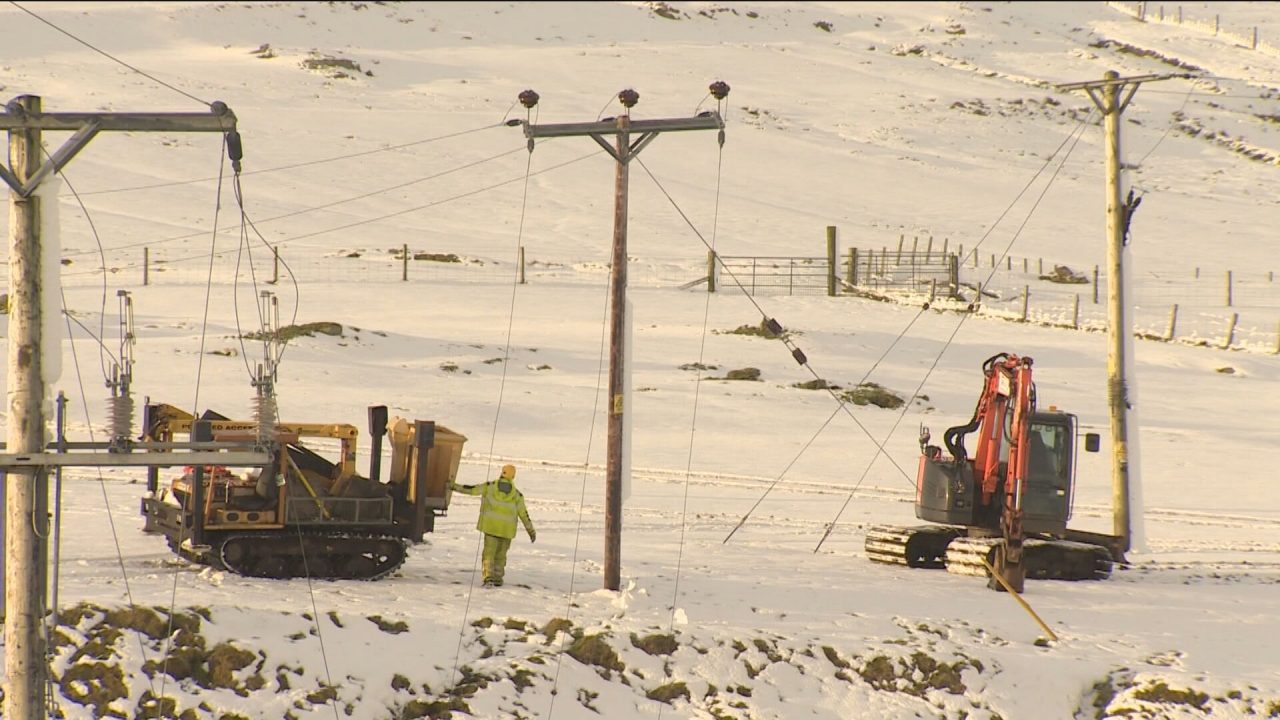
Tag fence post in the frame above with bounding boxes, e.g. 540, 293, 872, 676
1022, 257, 1028, 273
826, 226, 837, 297
929, 278, 937, 304
1177, 5, 1182, 24
974, 281, 983, 312
1226, 270, 1233, 307
1223, 312, 1238, 349
925, 236, 933, 262
1138, 1, 1146, 21
941, 237, 948, 256
1158, 5, 1163, 21
1275, 319, 1280, 354
143, 247, 149, 286
948, 254, 959, 297
272, 245, 279, 284
896, 235, 904, 264
866, 250, 874, 288
1214, 14, 1219, 34
518, 245, 527, 285
1093, 265, 1100, 304
1195, 266, 1200, 279
1021, 285, 1030, 322
1253, 26, 1259, 50
1006, 256, 1012, 271
957, 244, 964, 264
707, 250, 717, 292
402, 243, 409, 282
1038, 258, 1043, 275
1166, 304, 1179, 341
1072, 294, 1080, 329
848, 248, 858, 286
973, 250, 979, 268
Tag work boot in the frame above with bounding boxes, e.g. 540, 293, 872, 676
482, 578, 496, 588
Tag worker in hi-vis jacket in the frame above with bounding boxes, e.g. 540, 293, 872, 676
452, 464, 536, 587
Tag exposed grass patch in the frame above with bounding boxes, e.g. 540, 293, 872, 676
301, 53, 371, 79
398, 696, 470, 719
413, 252, 461, 263
720, 321, 787, 339
822, 646, 851, 669
510, 667, 536, 691
793, 378, 838, 390
567, 634, 626, 676
58, 661, 129, 718
723, 367, 762, 381
631, 632, 678, 656
646, 681, 690, 704
245, 322, 343, 343
855, 652, 974, 696
839, 382, 905, 409
368, 615, 409, 634
1039, 264, 1090, 284
541, 617, 575, 644
1133, 681, 1209, 709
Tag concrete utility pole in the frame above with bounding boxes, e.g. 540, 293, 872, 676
1055, 71, 1187, 555
0, 94, 238, 720
516, 84, 726, 591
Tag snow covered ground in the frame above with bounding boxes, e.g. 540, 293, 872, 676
2, 2, 1279, 718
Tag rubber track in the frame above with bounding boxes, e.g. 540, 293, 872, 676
218, 530, 409, 581
865, 526, 1112, 581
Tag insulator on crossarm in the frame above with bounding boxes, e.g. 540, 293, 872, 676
226, 130, 244, 173
518, 89, 540, 109
253, 390, 278, 445
107, 394, 134, 443
618, 88, 640, 109
709, 80, 730, 100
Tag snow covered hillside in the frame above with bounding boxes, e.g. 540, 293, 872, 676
1, 2, 1278, 719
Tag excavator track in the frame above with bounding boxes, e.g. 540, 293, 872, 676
218, 531, 409, 581
945, 536, 1113, 581
865, 525, 963, 569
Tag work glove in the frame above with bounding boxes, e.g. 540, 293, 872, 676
528, 528, 537, 543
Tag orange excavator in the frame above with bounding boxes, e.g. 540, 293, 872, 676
865, 352, 1123, 592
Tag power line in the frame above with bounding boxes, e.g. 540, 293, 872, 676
10, 1, 210, 108
59, 145, 531, 260
72, 123, 506, 197
61, 148, 603, 276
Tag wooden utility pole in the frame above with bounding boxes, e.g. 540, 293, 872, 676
1, 95, 237, 720
1056, 71, 1187, 555
517, 85, 726, 590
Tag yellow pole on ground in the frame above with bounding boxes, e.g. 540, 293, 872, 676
980, 555, 1059, 642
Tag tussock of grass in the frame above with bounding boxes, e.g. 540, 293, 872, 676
567, 634, 626, 675
541, 617, 575, 644
631, 632, 679, 656
646, 681, 691, 704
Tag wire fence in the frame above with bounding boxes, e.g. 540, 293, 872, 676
1106, 1, 1279, 56
11, 237, 1279, 354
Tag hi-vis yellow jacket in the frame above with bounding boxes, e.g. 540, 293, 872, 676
453, 480, 534, 540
